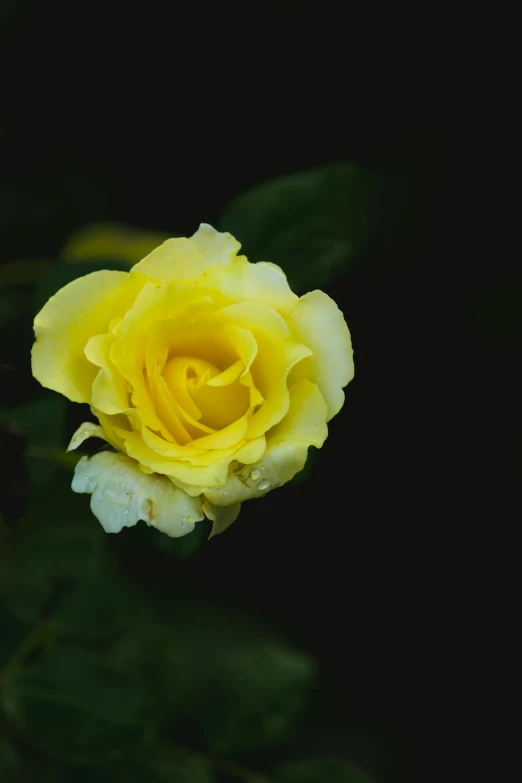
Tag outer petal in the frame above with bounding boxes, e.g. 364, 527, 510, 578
190, 223, 241, 266
288, 290, 354, 421
85, 333, 129, 415
202, 499, 242, 538
93, 410, 128, 452
32, 271, 146, 403
198, 260, 298, 311
203, 379, 328, 506
131, 224, 241, 283
72, 451, 204, 537
67, 422, 111, 452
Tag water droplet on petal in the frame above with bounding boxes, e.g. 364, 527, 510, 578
250, 469, 260, 481
258, 479, 271, 491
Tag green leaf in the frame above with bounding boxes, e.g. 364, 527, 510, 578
34, 259, 130, 314
57, 749, 215, 783
219, 163, 377, 291
151, 519, 210, 559
10, 516, 102, 583
1, 647, 145, 762
0, 290, 30, 325
0, 600, 28, 669
0, 577, 52, 626
200, 641, 316, 755
56, 763, 160, 783
149, 745, 215, 783
52, 563, 146, 640
108, 597, 270, 714
0, 736, 20, 782
275, 759, 375, 783
0, 259, 54, 290
0, 393, 68, 485
3, 515, 104, 623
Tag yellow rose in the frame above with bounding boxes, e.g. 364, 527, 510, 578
32, 225, 354, 537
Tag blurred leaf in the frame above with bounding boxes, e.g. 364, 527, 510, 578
52, 562, 146, 641
57, 748, 214, 783
0, 394, 67, 485
2, 496, 140, 643
0, 601, 28, 670
0, 311, 38, 407
13, 513, 100, 579
149, 745, 215, 782
34, 259, 130, 314
107, 598, 295, 747
5, 513, 103, 623
61, 222, 170, 266
219, 163, 377, 291
2, 491, 108, 626
0, 576, 52, 626
1, 647, 145, 762
0, 736, 20, 782
200, 642, 315, 755
275, 759, 375, 783
0, 290, 31, 324
0, 420, 28, 524
56, 762, 160, 783
477, 287, 522, 337
0, 175, 107, 261
0, 394, 65, 445
0, 259, 54, 290
151, 519, 210, 559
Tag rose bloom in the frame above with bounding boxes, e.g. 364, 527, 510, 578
32, 225, 353, 537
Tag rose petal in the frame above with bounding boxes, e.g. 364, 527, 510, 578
203, 379, 327, 505
32, 271, 145, 403
288, 290, 354, 421
203, 499, 242, 538
131, 224, 241, 283
72, 451, 203, 537
67, 422, 112, 452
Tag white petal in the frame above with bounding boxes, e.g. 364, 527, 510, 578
72, 451, 203, 537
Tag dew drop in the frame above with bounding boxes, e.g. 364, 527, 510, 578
250, 469, 261, 481
258, 479, 271, 491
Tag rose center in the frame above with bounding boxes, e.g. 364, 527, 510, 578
162, 356, 249, 431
